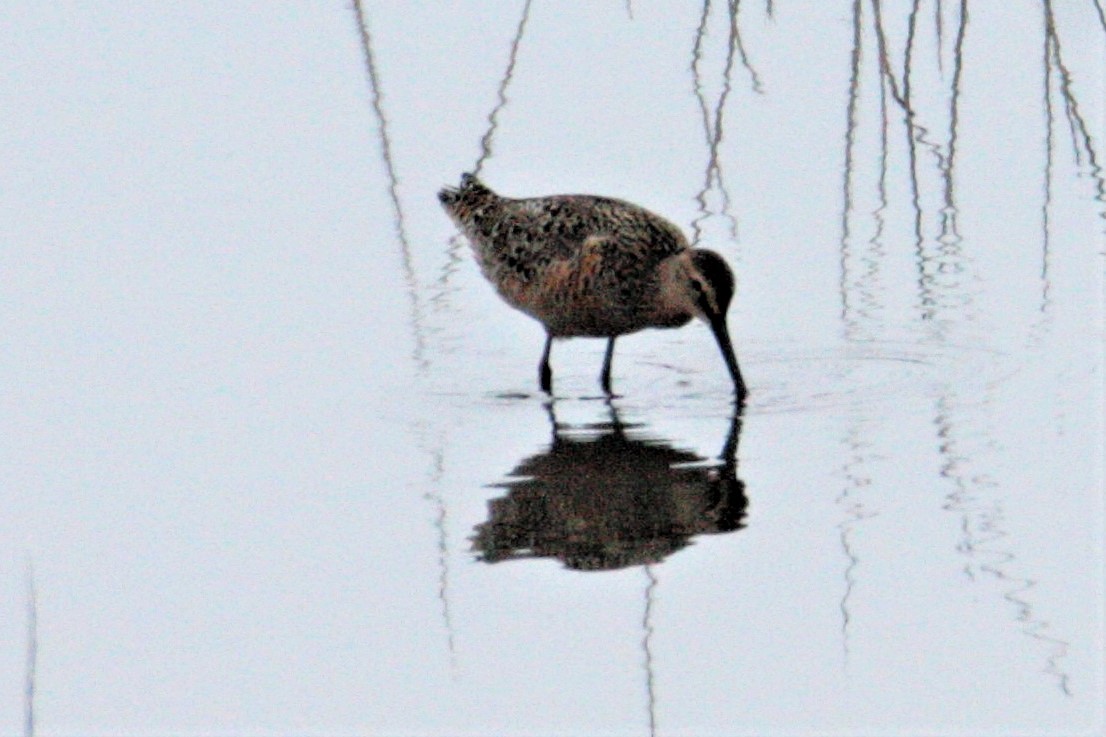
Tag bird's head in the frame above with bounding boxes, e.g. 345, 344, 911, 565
686, 249, 747, 401
688, 249, 735, 323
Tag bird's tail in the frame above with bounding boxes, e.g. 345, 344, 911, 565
438, 172, 496, 222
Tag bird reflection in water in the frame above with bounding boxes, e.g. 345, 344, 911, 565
472, 403, 747, 571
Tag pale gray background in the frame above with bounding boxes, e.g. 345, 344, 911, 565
2, 1, 1103, 735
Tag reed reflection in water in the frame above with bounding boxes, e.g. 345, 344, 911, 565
832, 0, 1101, 702
350, 0, 1101, 732
2, 0, 1103, 733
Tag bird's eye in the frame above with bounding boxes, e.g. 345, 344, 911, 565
691, 278, 717, 313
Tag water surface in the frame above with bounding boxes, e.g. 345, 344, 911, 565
1, 1, 1103, 734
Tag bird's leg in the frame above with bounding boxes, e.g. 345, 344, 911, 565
539, 333, 553, 393
600, 337, 616, 394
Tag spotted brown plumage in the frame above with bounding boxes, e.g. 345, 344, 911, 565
438, 173, 747, 400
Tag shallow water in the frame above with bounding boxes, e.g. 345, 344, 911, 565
1, 1, 1103, 735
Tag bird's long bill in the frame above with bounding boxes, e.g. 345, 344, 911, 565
709, 316, 748, 401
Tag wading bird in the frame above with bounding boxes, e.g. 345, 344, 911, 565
438, 173, 746, 401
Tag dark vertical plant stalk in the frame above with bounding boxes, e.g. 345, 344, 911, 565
935, 0, 945, 74
1092, 0, 1106, 33
1043, 0, 1105, 226
839, 0, 864, 327
836, 0, 882, 632
731, 0, 765, 94
473, 0, 534, 178
861, 12, 892, 326
1041, 2, 1055, 315
438, 0, 535, 293
902, 0, 933, 319
902, 0, 920, 111
938, 0, 966, 253
1042, 1, 1097, 165
836, 0, 880, 657
870, 0, 930, 317
691, 0, 714, 139
870, 54, 890, 283
869, 0, 910, 120
355, 4, 459, 663
691, 0, 741, 249
690, 0, 714, 251
352, 0, 428, 368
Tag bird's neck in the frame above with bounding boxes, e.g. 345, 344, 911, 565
654, 254, 699, 326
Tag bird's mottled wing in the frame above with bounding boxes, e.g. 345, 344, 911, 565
496, 194, 687, 280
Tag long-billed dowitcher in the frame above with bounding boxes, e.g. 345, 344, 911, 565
438, 173, 747, 400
